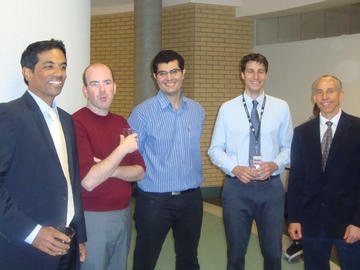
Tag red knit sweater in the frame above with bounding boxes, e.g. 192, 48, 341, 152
73, 107, 145, 211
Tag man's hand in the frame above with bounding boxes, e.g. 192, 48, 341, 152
252, 162, 278, 181
232, 166, 254, 183
120, 134, 138, 154
344, 224, 360, 244
32, 226, 70, 256
288, 223, 302, 240
79, 243, 87, 262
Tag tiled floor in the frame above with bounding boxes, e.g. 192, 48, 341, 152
202, 197, 340, 270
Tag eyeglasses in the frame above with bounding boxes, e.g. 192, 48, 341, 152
156, 68, 182, 78
88, 80, 113, 88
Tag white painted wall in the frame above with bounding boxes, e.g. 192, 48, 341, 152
255, 34, 360, 127
0, 0, 90, 113
237, 0, 322, 17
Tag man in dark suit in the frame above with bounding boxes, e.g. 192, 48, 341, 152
0, 39, 86, 269
287, 75, 360, 270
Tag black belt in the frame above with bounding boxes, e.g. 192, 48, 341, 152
169, 188, 198, 196
228, 175, 279, 182
140, 188, 199, 196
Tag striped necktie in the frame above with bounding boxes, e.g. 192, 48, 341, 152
321, 121, 333, 171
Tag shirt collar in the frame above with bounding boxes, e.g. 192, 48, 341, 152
243, 91, 265, 109
319, 109, 342, 127
156, 90, 187, 111
27, 90, 58, 115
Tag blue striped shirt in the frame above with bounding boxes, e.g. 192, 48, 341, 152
128, 90, 204, 192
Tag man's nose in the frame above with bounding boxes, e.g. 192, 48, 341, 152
53, 66, 65, 77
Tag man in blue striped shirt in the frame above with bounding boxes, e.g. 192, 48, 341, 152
128, 50, 204, 270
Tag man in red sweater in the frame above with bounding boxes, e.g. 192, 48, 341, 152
73, 63, 145, 270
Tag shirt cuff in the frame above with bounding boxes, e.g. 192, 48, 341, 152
272, 158, 286, 175
25, 224, 42, 244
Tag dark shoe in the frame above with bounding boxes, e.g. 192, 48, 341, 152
284, 240, 303, 263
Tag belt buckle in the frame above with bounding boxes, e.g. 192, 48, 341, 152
171, 191, 181, 196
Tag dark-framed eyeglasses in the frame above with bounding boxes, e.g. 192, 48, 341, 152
156, 68, 182, 78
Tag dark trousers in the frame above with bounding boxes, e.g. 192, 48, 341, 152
302, 229, 360, 270
132, 188, 203, 270
222, 176, 285, 270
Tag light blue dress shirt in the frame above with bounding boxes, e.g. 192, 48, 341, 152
128, 90, 204, 192
208, 92, 293, 177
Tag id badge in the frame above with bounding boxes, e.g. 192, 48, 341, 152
252, 155, 262, 170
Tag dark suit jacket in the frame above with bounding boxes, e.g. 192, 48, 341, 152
0, 92, 86, 269
288, 112, 360, 238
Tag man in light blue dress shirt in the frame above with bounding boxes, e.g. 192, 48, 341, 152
128, 50, 204, 270
208, 53, 293, 270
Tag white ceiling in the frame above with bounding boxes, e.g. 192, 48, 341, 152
90, 0, 360, 17
91, 0, 242, 8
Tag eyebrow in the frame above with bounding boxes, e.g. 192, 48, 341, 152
89, 79, 112, 82
42, 60, 67, 66
158, 68, 179, 71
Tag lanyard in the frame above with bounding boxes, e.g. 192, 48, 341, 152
242, 94, 266, 142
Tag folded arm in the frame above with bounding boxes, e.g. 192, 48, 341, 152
81, 134, 140, 191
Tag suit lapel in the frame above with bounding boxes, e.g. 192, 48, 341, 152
307, 117, 323, 172
23, 92, 62, 168
325, 112, 350, 171
58, 109, 74, 183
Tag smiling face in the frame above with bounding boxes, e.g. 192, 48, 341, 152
153, 60, 185, 98
22, 48, 67, 106
241, 61, 267, 99
83, 63, 116, 116
313, 76, 344, 120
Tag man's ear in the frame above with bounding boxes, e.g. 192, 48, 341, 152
339, 90, 344, 103
113, 82, 117, 95
22, 67, 33, 83
241, 72, 245, 80
82, 85, 88, 99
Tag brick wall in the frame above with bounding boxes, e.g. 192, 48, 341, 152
91, 3, 253, 187
91, 12, 135, 117
193, 4, 253, 187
